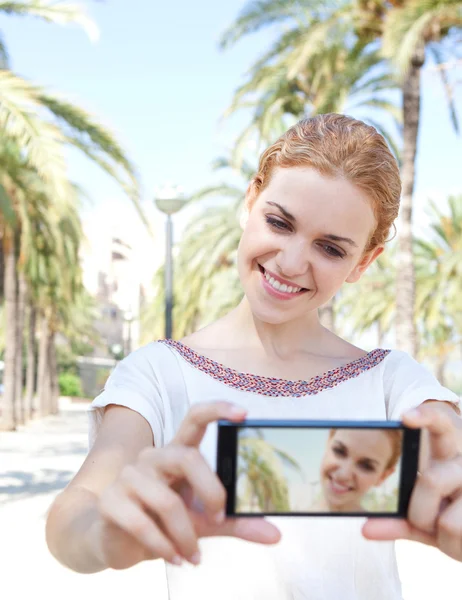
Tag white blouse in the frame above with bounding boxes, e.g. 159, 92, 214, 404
89, 340, 460, 600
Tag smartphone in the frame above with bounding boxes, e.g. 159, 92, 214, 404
217, 420, 420, 518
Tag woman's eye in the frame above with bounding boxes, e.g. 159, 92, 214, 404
265, 215, 291, 231
320, 244, 345, 258
333, 446, 346, 457
358, 461, 375, 473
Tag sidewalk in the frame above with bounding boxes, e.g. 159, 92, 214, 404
1, 399, 461, 599
0, 399, 168, 600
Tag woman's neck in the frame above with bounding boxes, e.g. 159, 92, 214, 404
225, 297, 329, 359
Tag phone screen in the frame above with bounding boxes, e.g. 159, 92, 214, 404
217, 421, 419, 517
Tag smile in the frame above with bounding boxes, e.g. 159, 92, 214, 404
327, 475, 354, 495
258, 265, 308, 297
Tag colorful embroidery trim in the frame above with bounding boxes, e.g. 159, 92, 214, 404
160, 339, 391, 397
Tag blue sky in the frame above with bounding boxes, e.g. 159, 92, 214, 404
2, 0, 461, 237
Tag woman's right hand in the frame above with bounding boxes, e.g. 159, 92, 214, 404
94, 402, 281, 570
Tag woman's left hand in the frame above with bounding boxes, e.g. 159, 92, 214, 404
362, 403, 462, 562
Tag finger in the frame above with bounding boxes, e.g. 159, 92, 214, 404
402, 405, 459, 461
195, 514, 282, 545
362, 519, 436, 547
408, 461, 462, 533
120, 465, 200, 564
173, 401, 247, 447
98, 487, 180, 565
148, 446, 226, 521
437, 492, 462, 561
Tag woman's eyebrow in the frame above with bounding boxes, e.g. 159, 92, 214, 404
266, 201, 358, 247
324, 234, 358, 248
266, 201, 296, 222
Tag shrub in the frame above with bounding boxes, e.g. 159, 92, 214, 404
58, 372, 83, 397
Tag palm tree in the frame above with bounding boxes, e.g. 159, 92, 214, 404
414, 195, 462, 381
336, 249, 397, 347
0, 3, 147, 429
221, 20, 400, 166
237, 429, 303, 512
141, 156, 249, 342
338, 196, 462, 379
220, 0, 462, 356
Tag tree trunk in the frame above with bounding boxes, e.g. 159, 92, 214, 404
1, 231, 17, 431
49, 334, 59, 415
25, 300, 37, 421
319, 296, 336, 333
37, 313, 51, 417
436, 356, 446, 387
377, 321, 384, 348
14, 272, 27, 425
395, 44, 425, 358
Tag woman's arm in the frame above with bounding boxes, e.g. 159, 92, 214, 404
46, 405, 153, 573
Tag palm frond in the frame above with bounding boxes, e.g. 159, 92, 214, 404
219, 0, 311, 49
0, 0, 99, 42
0, 71, 71, 197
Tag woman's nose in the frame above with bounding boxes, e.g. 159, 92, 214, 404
335, 464, 354, 482
275, 240, 310, 279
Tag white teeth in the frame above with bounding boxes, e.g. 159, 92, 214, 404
263, 269, 302, 294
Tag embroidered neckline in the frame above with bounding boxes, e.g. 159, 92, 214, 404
160, 339, 391, 397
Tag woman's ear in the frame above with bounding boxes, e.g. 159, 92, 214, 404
346, 246, 384, 284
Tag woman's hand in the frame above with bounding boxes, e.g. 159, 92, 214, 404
94, 401, 281, 570
362, 403, 462, 562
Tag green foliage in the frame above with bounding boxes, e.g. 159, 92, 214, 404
58, 372, 83, 397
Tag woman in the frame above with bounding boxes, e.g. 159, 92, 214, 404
315, 428, 403, 513
46, 114, 462, 600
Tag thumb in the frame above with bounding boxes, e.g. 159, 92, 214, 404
202, 516, 282, 545
172, 401, 247, 447
362, 518, 436, 547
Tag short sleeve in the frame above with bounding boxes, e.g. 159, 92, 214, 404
88, 343, 170, 449
383, 350, 461, 420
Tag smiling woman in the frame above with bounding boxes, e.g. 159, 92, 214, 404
46, 114, 462, 600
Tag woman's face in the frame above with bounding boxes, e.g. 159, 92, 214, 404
237, 167, 382, 325
320, 429, 396, 511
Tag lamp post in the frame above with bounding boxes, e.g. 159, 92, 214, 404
124, 309, 134, 355
154, 184, 188, 339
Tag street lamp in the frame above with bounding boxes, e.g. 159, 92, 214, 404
154, 184, 188, 339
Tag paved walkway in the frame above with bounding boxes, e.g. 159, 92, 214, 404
1, 400, 461, 599
0, 399, 168, 600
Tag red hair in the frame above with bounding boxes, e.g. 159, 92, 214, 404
247, 114, 401, 252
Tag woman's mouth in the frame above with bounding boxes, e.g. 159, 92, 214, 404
258, 265, 309, 299
327, 476, 354, 495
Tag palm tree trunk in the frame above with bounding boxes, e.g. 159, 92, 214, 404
395, 44, 425, 357
377, 321, 384, 348
436, 355, 446, 387
1, 230, 17, 431
49, 333, 59, 415
37, 313, 51, 417
25, 300, 37, 421
14, 271, 27, 425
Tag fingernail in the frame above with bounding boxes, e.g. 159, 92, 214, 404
170, 555, 182, 566
407, 408, 421, 418
230, 405, 247, 417
189, 551, 201, 565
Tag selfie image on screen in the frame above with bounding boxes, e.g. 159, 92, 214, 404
236, 427, 403, 514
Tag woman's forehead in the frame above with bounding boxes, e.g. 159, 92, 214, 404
258, 167, 376, 237
333, 429, 392, 461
